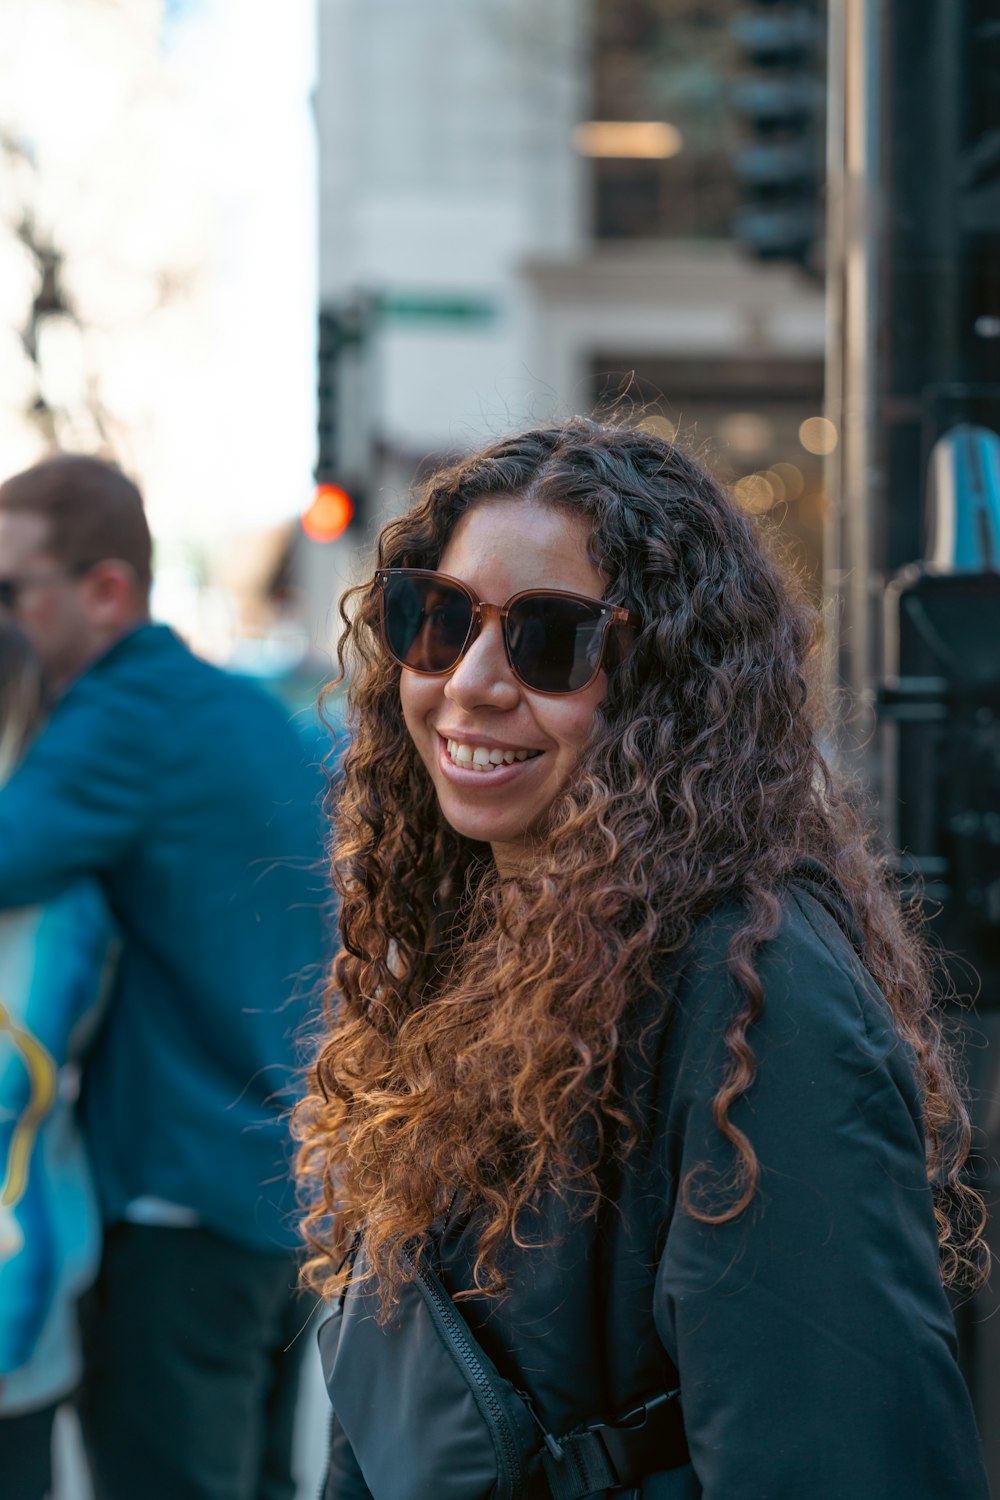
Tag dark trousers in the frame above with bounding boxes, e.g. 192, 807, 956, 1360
76, 1223, 309, 1500
0, 1403, 58, 1500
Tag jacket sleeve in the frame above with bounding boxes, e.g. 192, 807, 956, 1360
651, 892, 989, 1500
0, 673, 154, 907
322, 1413, 375, 1500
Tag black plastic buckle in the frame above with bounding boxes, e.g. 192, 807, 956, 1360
587, 1389, 686, 1485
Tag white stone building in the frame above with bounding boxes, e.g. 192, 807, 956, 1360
313, 0, 826, 597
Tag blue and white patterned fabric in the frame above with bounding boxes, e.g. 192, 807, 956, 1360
0, 881, 114, 1414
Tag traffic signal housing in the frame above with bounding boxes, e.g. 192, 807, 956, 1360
729, 2, 826, 267
312, 301, 370, 542
316, 308, 342, 489
879, 425, 1000, 983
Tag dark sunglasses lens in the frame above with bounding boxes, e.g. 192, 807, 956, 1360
381, 574, 473, 673
0, 581, 14, 608
506, 596, 607, 692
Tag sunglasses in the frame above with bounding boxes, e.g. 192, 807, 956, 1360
374, 568, 639, 696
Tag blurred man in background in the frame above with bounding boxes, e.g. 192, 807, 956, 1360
0, 453, 331, 1500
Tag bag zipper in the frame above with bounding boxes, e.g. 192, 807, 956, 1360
408, 1250, 525, 1497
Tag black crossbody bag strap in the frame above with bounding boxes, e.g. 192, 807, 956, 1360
409, 1246, 690, 1500
525, 1390, 688, 1500
321, 1235, 689, 1500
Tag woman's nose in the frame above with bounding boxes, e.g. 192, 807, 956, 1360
443, 614, 520, 710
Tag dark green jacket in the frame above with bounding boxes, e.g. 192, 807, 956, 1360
326, 869, 988, 1497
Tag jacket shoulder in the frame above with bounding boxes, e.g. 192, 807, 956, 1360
72, 625, 306, 741
635, 884, 912, 1116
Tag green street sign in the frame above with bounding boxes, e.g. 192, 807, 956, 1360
374, 291, 499, 325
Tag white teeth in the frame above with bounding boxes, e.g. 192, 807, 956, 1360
445, 739, 540, 772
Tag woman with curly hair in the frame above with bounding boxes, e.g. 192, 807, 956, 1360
298, 417, 988, 1499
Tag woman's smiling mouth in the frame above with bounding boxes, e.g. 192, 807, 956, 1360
444, 736, 543, 770
436, 734, 544, 780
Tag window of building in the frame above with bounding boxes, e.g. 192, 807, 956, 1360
587, 0, 742, 241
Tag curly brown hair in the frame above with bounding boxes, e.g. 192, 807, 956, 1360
295, 416, 987, 1309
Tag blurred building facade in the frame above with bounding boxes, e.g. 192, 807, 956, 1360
311, 0, 828, 630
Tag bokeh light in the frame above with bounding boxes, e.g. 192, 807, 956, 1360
798, 416, 838, 455
732, 472, 775, 514
762, 467, 786, 503
637, 414, 677, 442
302, 484, 354, 542
770, 461, 805, 500
718, 411, 774, 456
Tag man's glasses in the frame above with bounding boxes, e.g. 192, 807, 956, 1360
0, 570, 60, 606
374, 568, 639, 696
0, 564, 89, 609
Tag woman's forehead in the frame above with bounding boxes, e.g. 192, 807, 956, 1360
438, 496, 602, 597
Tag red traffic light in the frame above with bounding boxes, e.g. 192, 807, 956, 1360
303, 484, 354, 542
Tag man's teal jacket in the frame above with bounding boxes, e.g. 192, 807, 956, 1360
0, 624, 332, 1253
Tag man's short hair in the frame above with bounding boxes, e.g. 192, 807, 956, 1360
0, 453, 153, 593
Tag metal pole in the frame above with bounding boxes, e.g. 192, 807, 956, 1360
823, 0, 882, 751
